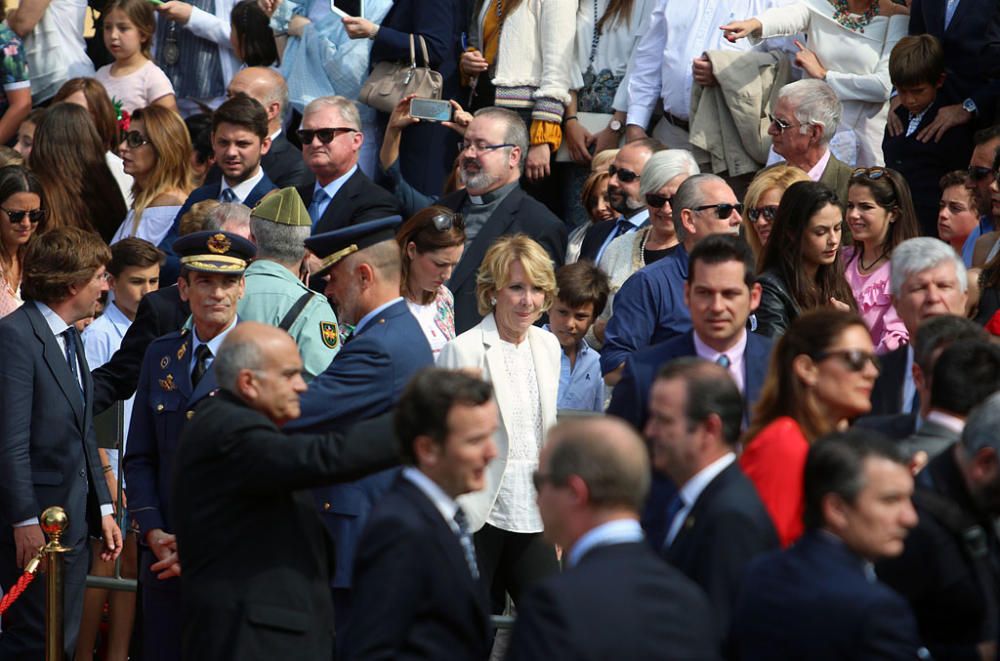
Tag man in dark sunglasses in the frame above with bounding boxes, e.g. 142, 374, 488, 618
578, 139, 660, 265
962, 129, 1000, 255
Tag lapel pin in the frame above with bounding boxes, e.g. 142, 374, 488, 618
160, 356, 170, 369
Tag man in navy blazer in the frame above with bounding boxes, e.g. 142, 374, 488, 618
731, 430, 926, 660
284, 218, 434, 631
608, 234, 771, 431
342, 369, 495, 660
507, 416, 719, 660
648, 359, 779, 638
0, 228, 122, 658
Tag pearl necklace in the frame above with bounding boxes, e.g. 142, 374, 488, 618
832, 0, 879, 33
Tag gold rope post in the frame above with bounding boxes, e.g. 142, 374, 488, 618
40, 506, 70, 661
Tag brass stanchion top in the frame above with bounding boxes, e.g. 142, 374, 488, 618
40, 507, 71, 553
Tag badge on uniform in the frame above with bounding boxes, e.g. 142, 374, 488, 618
320, 321, 339, 349
159, 374, 176, 392
160, 356, 170, 369
177, 343, 187, 360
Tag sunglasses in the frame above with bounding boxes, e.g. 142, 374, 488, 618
645, 192, 671, 209
692, 203, 743, 219
1, 207, 44, 224
608, 164, 639, 183
851, 167, 888, 181
768, 113, 795, 133
430, 212, 465, 231
812, 349, 881, 373
296, 127, 357, 145
968, 165, 995, 182
122, 131, 150, 149
748, 205, 778, 223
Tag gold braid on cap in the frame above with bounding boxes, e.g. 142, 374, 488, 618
180, 255, 248, 271
318, 244, 359, 272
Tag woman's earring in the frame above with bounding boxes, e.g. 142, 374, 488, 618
490, 297, 497, 306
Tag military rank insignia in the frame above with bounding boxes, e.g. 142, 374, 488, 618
320, 321, 340, 349
160, 356, 170, 369
177, 343, 187, 360
159, 374, 176, 392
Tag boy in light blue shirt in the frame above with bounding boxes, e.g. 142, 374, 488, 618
546, 261, 610, 413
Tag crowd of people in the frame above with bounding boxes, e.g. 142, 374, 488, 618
0, 0, 999, 659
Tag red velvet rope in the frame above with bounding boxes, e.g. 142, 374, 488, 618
0, 571, 36, 615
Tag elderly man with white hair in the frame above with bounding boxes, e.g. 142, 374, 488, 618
870, 237, 969, 416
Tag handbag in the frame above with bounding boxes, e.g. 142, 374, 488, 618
359, 34, 443, 114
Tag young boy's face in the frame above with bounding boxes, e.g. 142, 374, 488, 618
112, 263, 161, 320
896, 76, 943, 115
549, 301, 596, 351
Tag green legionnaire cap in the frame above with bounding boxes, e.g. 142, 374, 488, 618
251, 187, 312, 227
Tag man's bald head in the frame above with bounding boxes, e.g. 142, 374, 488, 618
227, 67, 288, 131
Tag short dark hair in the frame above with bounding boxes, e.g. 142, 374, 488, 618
185, 113, 214, 165
656, 357, 744, 446
395, 368, 494, 465
108, 238, 164, 277
931, 340, 1000, 415
21, 227, 111, 304
913, 314, 986, 375
803, 429, 907, 531
212, 93, 268, 139
973, 124, 1000, 148
555, 261, 611, 318
889, 34, 944, 88
688, 233, 755, 289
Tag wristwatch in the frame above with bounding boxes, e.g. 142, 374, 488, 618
963, 98, 978, 115
608, 119, 624, 134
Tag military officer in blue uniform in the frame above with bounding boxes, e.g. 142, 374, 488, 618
285, 216, 434, 632
123, 230, 255, 661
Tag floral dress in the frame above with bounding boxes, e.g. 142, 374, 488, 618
0, 25, 29, 115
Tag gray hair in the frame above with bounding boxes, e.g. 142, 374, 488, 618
890, 237, 968, 296
303, 95, 362, 131
776, 79, 842, 144
472, 106, 529, 173
205, 203, 252, 234
961, 391, 1000, 454
639, 150, 701, 197
214, 333, 265, 393
671, 173, 727, 241
250, 216, 308, 264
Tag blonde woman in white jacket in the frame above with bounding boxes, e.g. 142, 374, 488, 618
437, 233, 562, 611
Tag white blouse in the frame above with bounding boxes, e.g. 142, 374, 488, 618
110, 205, 182, 247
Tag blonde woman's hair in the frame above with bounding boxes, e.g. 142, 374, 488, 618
743, 165, 810, 260
128, 106, 193, 236
476, 234, 557, 316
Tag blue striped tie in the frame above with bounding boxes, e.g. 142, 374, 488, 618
454, 508, 480, 580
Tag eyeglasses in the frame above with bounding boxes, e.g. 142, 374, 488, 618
644, 192, 672, 209
768, 114, 795, 133
608, 164, 639, 183
748, 205, 778, 223
430, 212, 465, 231
1, 207, 44, 224
851, 167, 888, 181
968, 165, 995, 182
812, 349, 881, 373
692, 203, 743, 219
457, 141, 515, 155
122, 131, 150, 149
297, 127, 358, 145
531, 471, 558, 492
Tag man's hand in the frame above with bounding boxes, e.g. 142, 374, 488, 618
794, 40, 826, 80
916, 103, 973, 143
565, 119, 593, 165
625, 124, 647, 143
156, 1, 193, 24
526, 143, 551, 181
389, 94, 419, 131
13, 524, 44, 569
99, 515, 123, 562
592, 127, 620, 156
460, 50, 489, 77
342, 16, 377, 39
442, 100, 473, 136
147, 529, 181, 580
257, 0, 280, 16
692, 55, 718, 87
886, 95, 903, 137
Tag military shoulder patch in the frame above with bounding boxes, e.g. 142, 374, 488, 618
320, 321, 340, 349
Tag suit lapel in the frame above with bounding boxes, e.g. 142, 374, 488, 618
670, 462, 736, 552
480, 316, 516, 439
449, 188, 525, 293
26, 303, 85, 428
743, 333, 770, 422
318, 170, 362, 232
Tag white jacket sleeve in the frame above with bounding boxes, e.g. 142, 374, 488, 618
824, 14, 908, 103
756, 2, 811, 39
625, 0, 667, 128
534, 0, 576, 106
186, 5, 232, 46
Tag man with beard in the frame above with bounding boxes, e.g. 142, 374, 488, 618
437, 107, 567, 334
577, 139, 663, 265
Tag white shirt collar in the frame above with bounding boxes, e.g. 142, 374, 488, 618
402, 467, 460, 532
566, 519, 644, 568
35, 300, 72, 336
220, 166, 265, 203
679, 452, 736, 509
807, 149, 833, 182
101, 301, 132, 337
924, 410, 965, 434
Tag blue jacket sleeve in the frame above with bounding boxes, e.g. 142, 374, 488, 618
600, 271, 653, 375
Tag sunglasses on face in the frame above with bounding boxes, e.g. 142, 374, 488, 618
1, 207, 44, 224
645, 192, 671, 209
430, 212, 465, 231
851, 167, 888, 181
748, 205, 778, 223
968, 165, 995, 182
812, 349, 881, 373
296, 127, 357, 145
122, 131, 150, 149
692, 203, 743, 219
768, 113, 795, 133
608, 164, 639, 183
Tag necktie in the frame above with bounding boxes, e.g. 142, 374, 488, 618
661, 493, 685, 550
453, 508, 480, 580
191, 344, 212, 388
219, 188, 238, 203
612, 217, 632, 240
308, 189, 329, 225
717, 355, 731, 369
62, 328, 83, 395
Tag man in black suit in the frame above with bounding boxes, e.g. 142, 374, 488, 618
342, 369, 495, 660
226, 67, 313, 189
732, 430, 926, 660
173, 322, 400, 661
507, 416, 719, 660
0, 228, 123, 657
648, 359, 778, 635
296, 96, 400, 234
608, 234, 772, 432
438, 107, 567, 333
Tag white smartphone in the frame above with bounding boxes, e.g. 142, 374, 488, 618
329, 2, 350, 19
410, 98, 453, 123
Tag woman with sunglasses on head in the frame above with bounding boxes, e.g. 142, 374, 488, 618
741, 308, 880, 547
0, 165, 44, 317
743, 165, 810, 261
109, 106, 193, 247
843, 166, 919, 354
755, 180, 856, 339
397, 206, 465, 358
